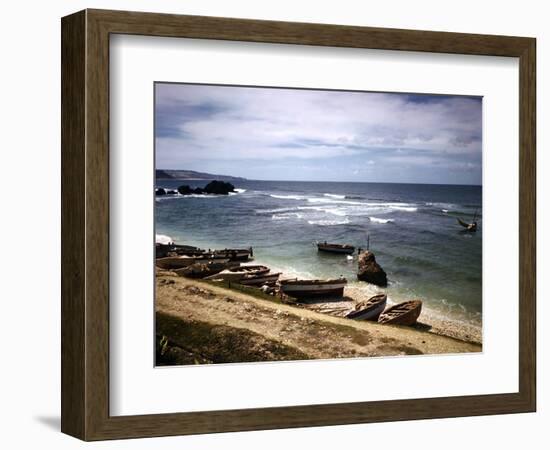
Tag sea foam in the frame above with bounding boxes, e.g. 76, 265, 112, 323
269, 194, 304, 200
369, 217, 394, 224
307, 218, 350, 226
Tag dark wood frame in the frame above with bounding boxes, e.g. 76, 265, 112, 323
61, 9, 536, 441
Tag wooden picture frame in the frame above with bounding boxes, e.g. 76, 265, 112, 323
61, 9, 536, 441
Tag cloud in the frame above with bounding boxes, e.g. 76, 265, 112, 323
155, 83, 482, 184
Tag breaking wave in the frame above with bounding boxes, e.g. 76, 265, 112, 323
269, 194, 304, 200
307, 218, 350, 226
391, 206, 418, 212
369, 217, 394, 224
272, 212, 303, 220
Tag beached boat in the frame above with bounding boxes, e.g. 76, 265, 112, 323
378, 300, 422, 326
204, 265, 270, 281
239, 272, 281, 286
345, 294, 387, 321
279, 278, 347, 298
317, 242, 355, 255
174, 261, 231, 279
213, 248, 254, 261
155, 243, 205, 258
156, 255, 229, 270
228, 265, 270, 275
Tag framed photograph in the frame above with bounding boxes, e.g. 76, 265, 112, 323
61, 9, 536, 440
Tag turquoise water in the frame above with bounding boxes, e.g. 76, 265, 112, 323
156, 180, 482, 326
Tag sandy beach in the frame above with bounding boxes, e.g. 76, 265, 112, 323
155, 269, 481, 365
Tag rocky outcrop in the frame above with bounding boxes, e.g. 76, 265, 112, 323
203, 180, 235, 195
177, 185, 194, 195
176, 180, 236, 196
357, 251, 387, 286
155, 188, 167, 196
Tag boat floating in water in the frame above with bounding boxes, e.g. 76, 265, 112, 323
279, 278, 347, 298
316, 242, 355, 255
378, 300, 422, 326
346, 294, 387, 321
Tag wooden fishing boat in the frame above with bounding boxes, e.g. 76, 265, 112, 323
213, 248, 254, 261
317, 242, 355, 255
228, 265, 270, 275
279, 278, 347, 298
239, 272, 281, 286
204, 265, 270, 281
346, 294, 387, 321
174, 261, 230, 279
155, 243, 204, 258
378, 300, 422, 326
156, 255, 229, 270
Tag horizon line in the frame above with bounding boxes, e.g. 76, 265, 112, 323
157, 171, 481, 187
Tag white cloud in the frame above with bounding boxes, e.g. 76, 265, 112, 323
155, 83, 482, 183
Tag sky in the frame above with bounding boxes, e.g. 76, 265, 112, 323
155, 83, 482, 185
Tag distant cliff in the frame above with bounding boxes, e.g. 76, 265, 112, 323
156, 169, 246, 181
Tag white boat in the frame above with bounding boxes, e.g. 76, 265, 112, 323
345, 294, 387, 321
279, 278, 347, 298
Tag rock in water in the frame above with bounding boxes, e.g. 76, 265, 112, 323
357, 251, 388, 286
177, 184, 193, 195
204, 180, 235, 195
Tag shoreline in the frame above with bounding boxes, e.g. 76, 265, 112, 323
250, 255, 482, 345
155, 270, 481, 365
155, 237, 482, 346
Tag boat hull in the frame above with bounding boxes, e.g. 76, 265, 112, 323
317, 243, 355, 255
346, 300, 386, 321
239, 273, 281, 286
318, 246, 355, 255
378, 300, 422, 326
214, 249, 253, 261
280, 281, 347, 298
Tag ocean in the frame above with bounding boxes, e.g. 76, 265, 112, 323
155, 180, 482, 328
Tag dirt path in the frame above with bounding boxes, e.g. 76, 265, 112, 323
156, 272, 481, 364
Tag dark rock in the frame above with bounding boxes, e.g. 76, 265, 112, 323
155, 188, 167, 196
177, 185, 193, 195
203, 180, 235, 195
178, 180, 235, 196
166, 189, 178, 195
357, 251, 387, 286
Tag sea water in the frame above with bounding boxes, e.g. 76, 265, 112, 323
155, 180, 482, 328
